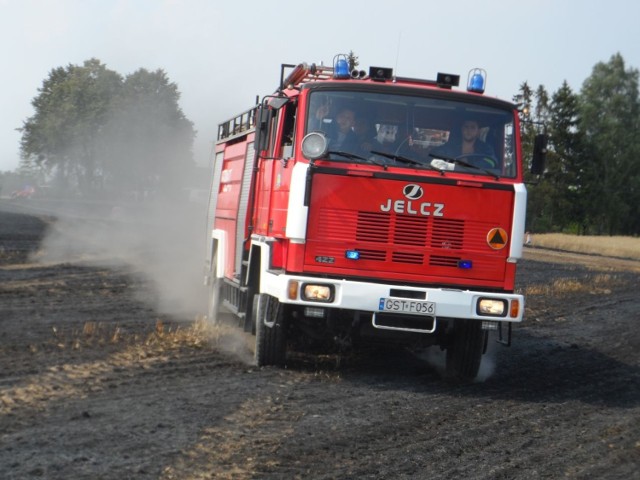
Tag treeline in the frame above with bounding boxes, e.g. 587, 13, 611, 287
519, 53, 640, 236
19, 58, 196, 198
16, 54, 640, 234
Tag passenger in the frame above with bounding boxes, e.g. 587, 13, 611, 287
433, 119, 497, 168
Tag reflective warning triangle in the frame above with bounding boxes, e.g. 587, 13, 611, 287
487, 228, 508, 249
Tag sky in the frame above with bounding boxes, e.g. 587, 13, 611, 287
1, 0, 639, 173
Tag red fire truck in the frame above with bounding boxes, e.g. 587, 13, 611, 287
205, 55, 546, 381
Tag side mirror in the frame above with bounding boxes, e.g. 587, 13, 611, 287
255, 105, 271, 152
269, 96, 289, 111
531, 133, 548, 175
255, 96, 289, 152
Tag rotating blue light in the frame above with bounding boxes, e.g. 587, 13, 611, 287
334, 57, 350, 79
467, 68, 486, 94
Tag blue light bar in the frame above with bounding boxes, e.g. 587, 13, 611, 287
458, 260, 473, 269
345, 250, 360, 260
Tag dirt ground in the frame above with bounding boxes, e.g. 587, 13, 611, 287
1, 205, 639, 479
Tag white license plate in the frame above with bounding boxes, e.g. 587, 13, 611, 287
378, 298, 435, 315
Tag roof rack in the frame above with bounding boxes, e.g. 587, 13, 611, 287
279, 63, 334, 91
217, 106, 257, 141
218, 62, 336, 142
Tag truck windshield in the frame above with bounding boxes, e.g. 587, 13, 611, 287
306, 90, 517, 178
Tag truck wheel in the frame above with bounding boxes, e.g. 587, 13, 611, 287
445, 320, 486, 382
207, 276, 222, 325
254, 294, 287, 367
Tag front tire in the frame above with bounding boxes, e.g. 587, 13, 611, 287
446, 320, 486, 382
254, 294, 287, 367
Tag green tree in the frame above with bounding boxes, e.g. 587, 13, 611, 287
546, 81, 585, 232
19, 59, 122, 193
347, 51, 359, 71
515, 82, 549, 231
19, 60, 195, 198
99, 68, 196, 197
578, 53, 640, 234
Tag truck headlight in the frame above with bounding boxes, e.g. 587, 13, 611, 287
302, 132, 328, 160
477, 298, 507, 317
301, 283, 334, 302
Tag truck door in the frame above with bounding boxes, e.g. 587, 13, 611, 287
254, 99, 296, 237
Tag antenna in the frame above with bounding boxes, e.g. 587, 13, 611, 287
394, 32, 402, 75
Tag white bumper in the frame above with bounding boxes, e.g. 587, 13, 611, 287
261, 270, 524, 323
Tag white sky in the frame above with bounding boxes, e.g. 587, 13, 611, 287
1, 0, 639, 172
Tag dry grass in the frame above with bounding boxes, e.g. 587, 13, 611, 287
47, 316, 216, 352
2, 317, 254, 415
525, 273, 626, 296
529, 233, 640, 260
45, 315, 256, 365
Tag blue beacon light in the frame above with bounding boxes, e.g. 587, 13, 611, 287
333, 55, 350, 79
467, 68, 486, 94
345, 250, 360, 260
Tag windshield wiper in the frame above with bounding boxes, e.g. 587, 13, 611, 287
328, 150, 388, 168
370, 150, 443, 173
428, 153, 500, 180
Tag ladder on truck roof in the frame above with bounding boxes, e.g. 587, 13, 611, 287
217, 62, 335, 142
217, 107, 257, 142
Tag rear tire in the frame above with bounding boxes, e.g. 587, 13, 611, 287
254, 294, 287, 367
446, 320, 486, 382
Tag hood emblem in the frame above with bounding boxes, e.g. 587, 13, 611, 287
403, 184, 423, 200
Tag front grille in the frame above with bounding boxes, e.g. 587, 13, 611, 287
356, 211, 430, 247
393, 214, 429, 246
392, 251, 424, 264
318, 209, 469, 268
429, 255, 461, 267
357, 249, 387, 261
431, 218, 464, 250
356, 212, 390, 243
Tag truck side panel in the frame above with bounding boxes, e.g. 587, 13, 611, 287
214, 136, 253, 280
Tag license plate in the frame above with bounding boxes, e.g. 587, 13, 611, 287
378, 298, 436, 315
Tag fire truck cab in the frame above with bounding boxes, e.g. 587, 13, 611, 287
205, 56, 542, 381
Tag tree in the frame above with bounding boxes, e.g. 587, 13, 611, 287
515, 82, 548, 231
347, 51, 359, 72
578, 53, 640, 234
20, 59, 122, 193
98, 68, 196, 197
546, 81, 585, 232
19, 60, 196, 198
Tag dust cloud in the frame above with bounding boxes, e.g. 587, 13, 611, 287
35, 194, 209, 320
32, 151, 211, 322
416, 331, 498, 382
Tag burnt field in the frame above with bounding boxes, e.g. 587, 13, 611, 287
1, 206, 639, 479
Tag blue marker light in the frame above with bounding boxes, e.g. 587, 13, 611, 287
458, 260, 473, 269
345, 250, 360, 260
